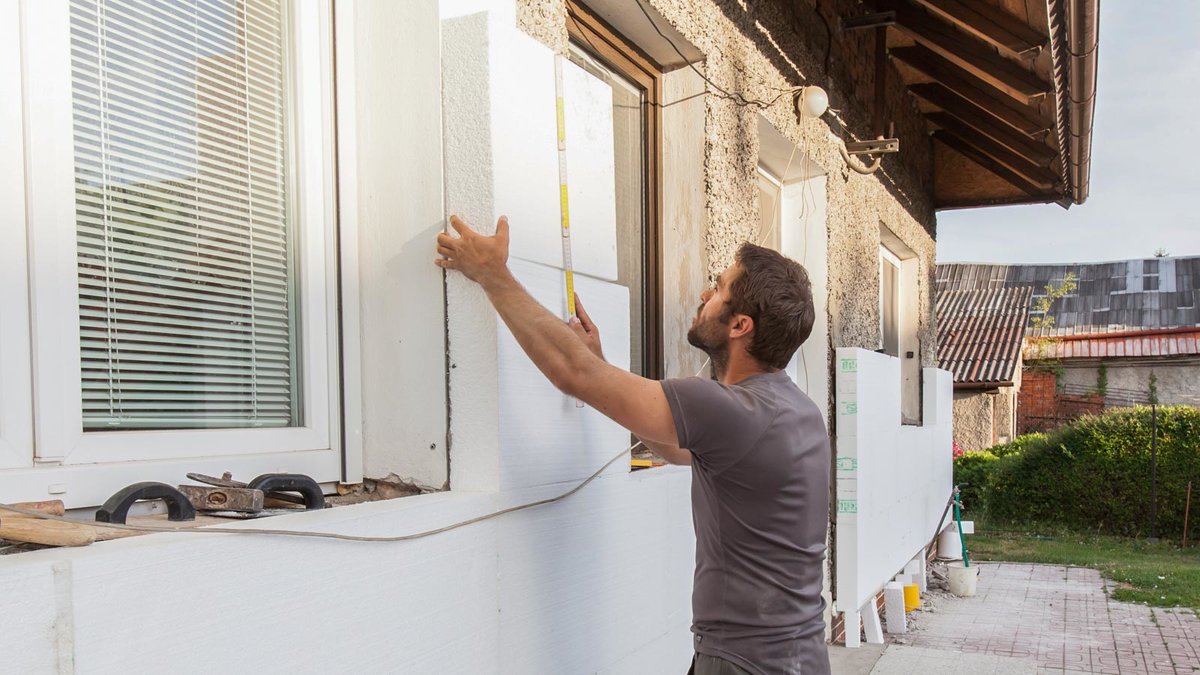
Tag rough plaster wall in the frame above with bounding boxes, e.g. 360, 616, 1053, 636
643, 0, 936, 370
350, 0, 449, 488
517, 0, 938, 369
995, 387, 1016, 444
517, 0, 567, 53
1062, 360, 1200, 407
952, 391, 993, 452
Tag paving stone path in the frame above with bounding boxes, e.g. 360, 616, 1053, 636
870, 562, 1200, 674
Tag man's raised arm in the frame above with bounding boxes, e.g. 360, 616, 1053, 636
436, 214, 679, 448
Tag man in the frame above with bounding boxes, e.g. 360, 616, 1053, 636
436, 215, 831, 675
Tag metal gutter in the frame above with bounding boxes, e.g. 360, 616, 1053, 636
1048, 0, 1099, 206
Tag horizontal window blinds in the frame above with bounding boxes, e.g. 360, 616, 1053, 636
70, 0, 298, 430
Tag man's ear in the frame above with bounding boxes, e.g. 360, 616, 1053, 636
729, 313, 754, 340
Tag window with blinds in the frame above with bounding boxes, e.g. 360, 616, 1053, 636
69, 0, 299, 431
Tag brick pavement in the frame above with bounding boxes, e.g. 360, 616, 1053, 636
869, 562, 1200, 674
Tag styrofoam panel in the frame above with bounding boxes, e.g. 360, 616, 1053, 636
63, 493, 502, 673
834, 349, 954, 612
498, 258, 631, 490
443, 9, 618, 281
0, 562, 58, 673
561, 57, 618, 279
442, 10, 504, 493
497, 470, 695, 675
7, 468, 700, 673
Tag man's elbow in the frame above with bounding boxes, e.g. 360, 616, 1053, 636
548, 354, 599, 399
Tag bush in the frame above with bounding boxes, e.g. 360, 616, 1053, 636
983, 406, 1200, 538
988, 432, 1048, 458
953, 450, 1000, 513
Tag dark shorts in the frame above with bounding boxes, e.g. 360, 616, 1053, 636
688, 653, 751, 675
688, 634, 832, 675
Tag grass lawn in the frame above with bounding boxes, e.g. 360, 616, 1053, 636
968, 525, 1200, 610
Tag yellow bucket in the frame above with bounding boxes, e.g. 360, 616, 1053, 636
903, 583, 921, 611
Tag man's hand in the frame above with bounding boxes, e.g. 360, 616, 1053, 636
567, 293, 604, 361
435, 215, 512, 288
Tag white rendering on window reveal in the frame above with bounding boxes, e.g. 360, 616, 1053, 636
0, 3, 34, 472
6, 0, 343, 505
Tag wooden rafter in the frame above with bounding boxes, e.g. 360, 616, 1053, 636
891, 0, 1050, 103
912, 85, 1056, 166
891, 45, 1048, 135
933, 132, 1047, 196
914, 0, 1046, 58
932, 118, 1059, 188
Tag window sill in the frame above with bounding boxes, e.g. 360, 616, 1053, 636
0, 448, 341, 510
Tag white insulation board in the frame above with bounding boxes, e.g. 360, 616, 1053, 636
444, 7, 618, 281
499, 258, 631, 490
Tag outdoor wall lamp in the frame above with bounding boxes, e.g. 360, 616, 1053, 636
795, 85, 829, 119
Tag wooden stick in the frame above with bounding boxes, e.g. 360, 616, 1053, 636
0, 515, 95, 547
9, 500, 66, 517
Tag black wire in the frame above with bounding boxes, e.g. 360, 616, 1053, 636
630, 0, 797, 110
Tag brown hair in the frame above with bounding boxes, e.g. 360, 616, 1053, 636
727, 242, 815, 370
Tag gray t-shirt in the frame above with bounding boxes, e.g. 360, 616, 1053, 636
661, 370, 831, 675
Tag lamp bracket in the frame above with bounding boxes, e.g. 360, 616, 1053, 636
845, 138, 900, 155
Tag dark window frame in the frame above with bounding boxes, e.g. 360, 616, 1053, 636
566, 0, 663, 380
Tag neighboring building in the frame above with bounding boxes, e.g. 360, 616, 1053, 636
2, 0, 1096, 668
937, 287, 1033, 451
939, 257, 1200, 434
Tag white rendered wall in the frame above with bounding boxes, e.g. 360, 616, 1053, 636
338, 0, 449, 487
834, 349, 953, 617
0, 468, 696, 672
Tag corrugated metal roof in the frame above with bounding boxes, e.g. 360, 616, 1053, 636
937, 286, 1034, 385
1023, 328, 1200, 360
936, 256, 1200, 337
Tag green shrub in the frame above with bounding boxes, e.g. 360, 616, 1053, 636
988, 432, 1048, 458
953, 451, 999, 513
983, 406, 1200, 538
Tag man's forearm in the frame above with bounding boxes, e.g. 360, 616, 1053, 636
637, 436, 692, 465
482, 270, 602, 394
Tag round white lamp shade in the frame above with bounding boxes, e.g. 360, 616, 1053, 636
799, 86, 829, 119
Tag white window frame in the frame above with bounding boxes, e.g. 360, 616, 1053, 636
880, 244, 902, 356
756, 166, 782, 252
1, 0, 343, 504
0, 7, 34, 471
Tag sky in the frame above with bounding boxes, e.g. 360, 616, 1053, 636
935, 1, 1200, 264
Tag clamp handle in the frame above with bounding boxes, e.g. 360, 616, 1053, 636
96, 482, 197, 524
246, 473, 325, 510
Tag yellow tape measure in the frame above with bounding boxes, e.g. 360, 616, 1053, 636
554, 53, 576, 318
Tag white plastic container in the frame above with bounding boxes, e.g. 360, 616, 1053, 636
936, 521, 974, 561
947, 562, 978, 597
937, 527, 962, 560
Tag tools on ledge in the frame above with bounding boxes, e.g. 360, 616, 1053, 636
0, 472, 325, 550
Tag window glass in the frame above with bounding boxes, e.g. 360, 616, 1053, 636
567, 43, 649, 377
881, 248, 900, 357
70, 0, 298, 430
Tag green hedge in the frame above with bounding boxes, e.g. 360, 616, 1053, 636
955, 406, 1200, 538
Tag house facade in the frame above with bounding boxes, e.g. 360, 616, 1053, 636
2, 0, 1095, 669
937, 286, 1033, 451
